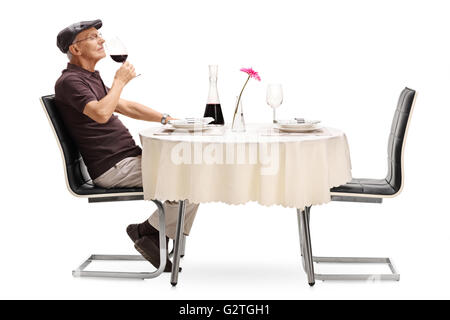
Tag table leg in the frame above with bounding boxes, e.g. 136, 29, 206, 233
180, 234, 186, 258
170, 200, 186, 286
297, 206, 315, 286
296, 210, 306, 271
169, 234, 186, 259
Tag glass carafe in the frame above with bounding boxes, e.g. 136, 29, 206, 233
203, 65, 224, 125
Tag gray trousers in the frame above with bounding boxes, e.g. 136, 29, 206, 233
93, 156, 199, 239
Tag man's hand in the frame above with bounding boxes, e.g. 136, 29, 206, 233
83, 62, 135, 123
114, 61, 136, 86
166, 116, 178, 123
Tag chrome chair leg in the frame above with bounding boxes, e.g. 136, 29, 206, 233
297, 207, 315, 286
72, 199, 167, 279
171, 200, 186, 286
296, 205, 400, 283
313, 257, 400, 281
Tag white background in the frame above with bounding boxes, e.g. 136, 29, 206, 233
0, 0, 449, 299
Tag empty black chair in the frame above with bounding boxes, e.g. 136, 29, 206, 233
330, 87, 416, 199
297, 87, 417, 285
40, 94, 168, 279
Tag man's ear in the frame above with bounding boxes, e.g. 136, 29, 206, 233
69, 44, 81, 56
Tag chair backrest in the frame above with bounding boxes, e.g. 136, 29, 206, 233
40, 94, 93, 195
386, 87, 416, 194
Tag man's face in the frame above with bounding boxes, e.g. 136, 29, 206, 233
70, 27, 106, 62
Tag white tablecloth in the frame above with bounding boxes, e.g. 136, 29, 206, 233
139, 124, 352, 209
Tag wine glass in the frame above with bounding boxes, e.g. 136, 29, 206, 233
266, 84, 283, 123
105, 37, 141, 77
106, 36, 128, 63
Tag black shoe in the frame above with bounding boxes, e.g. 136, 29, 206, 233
134, 236, 180, 273
126, 223, 170, 244
126, 224, 140, 243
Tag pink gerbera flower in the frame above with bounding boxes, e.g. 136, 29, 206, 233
240, 67, 261, 81
233, 67, 261, 126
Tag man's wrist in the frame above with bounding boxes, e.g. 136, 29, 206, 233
112, 78, 126, 90
161, 113, 170, 124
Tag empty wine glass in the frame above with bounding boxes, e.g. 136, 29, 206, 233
266, 84, 283, 123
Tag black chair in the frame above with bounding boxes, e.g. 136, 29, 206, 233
297, 87, 417, 285
41, 94, 172, 279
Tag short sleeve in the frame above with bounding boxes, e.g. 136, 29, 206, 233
56, 76, 98, 113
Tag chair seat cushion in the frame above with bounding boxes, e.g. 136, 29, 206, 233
73, 181, 143, 196
330, 178, 396, 196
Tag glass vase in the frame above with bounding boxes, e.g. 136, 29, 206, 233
231, 96, 246, 132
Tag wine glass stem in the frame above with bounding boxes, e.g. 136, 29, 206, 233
273, 108, 277, 123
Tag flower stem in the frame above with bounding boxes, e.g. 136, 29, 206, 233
233, 75, 250, 122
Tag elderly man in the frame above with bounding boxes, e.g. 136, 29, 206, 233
54, 19, 199, 272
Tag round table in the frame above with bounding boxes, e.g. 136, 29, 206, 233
139, 123, 352, 209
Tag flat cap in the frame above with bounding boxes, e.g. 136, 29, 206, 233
57, 19, 102, 53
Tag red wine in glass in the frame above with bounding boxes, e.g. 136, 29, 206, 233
204, 103, 224, 125
110, 54, 128, 63
107, 37, 128, 63
107, 37, 141, 77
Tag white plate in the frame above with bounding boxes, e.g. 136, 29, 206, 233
276, 125, 323, 132
277, 120, 321, 129
168, 117, 214, 126
168, 124, 214, 131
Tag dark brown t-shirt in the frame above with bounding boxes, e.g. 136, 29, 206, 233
54, 63, 142, 180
